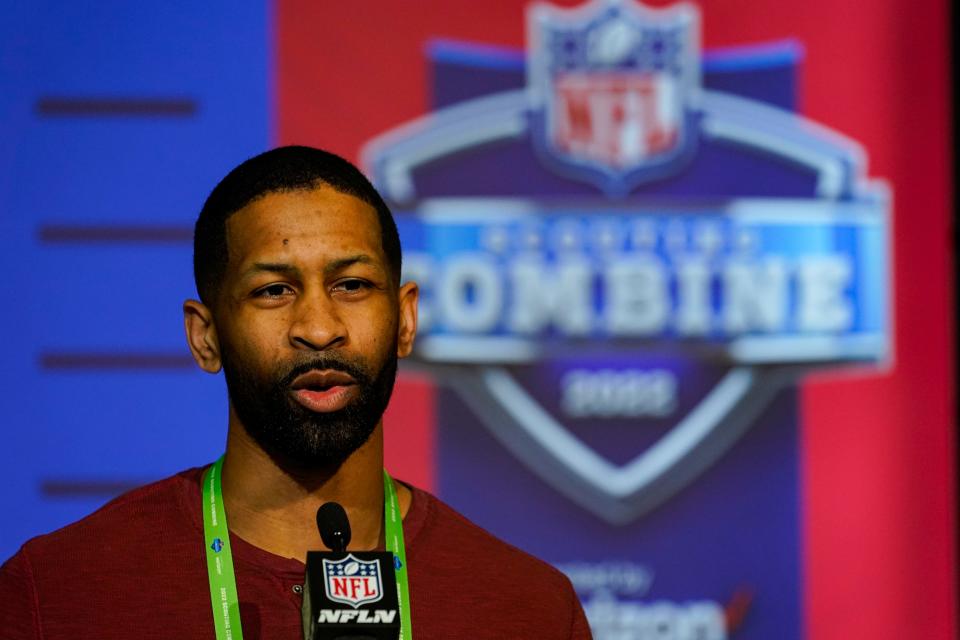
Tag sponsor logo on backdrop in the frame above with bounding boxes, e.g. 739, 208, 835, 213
323, 555, 384, 608
559, 562, 752, 640
363, 0, 889, 526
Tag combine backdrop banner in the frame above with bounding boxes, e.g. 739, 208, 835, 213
0, 1, 954, 639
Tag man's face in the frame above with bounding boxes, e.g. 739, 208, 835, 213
209, 186, 414, 468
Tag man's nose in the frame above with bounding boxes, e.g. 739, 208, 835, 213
288, 290, 347, 351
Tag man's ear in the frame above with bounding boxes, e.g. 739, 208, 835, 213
396, 281, 419, 358
183, 299, 222, 373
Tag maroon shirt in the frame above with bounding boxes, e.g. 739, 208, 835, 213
0, 468, 591, 639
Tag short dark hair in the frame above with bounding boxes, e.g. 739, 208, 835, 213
193, 145, 401, 305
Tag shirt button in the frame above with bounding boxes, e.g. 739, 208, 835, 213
292, 584, 303, 594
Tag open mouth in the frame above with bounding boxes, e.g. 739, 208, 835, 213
289, 369, 358, 412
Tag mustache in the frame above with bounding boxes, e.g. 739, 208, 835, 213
278, 355, 371, 388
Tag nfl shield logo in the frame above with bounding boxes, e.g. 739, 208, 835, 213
322, 554, 384, 608
527, 0, 700, 194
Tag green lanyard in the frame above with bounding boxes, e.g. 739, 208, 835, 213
382, 467, 412, 640
202, 457, 413, 640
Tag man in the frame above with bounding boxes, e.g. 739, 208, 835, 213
0, 146, 592, 639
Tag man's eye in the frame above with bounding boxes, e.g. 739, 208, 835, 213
334, 279, 371, 294
255, 284, 293, 298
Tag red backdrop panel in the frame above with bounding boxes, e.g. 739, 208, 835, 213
276, 2, 955, 638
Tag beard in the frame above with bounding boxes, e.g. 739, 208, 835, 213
221, 344, 397, 469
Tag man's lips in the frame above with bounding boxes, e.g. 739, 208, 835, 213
292, 386, 358, 412
289, 369, 358, 413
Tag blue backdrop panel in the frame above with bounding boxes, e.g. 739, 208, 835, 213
0, 1, 270, 560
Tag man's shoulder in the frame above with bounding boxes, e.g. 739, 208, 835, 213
410, 487, 571, 587
1, 468, 214, 638
16, 467, 203, 565
405, 488, 592, 638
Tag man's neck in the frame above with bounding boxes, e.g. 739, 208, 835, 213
219, 418, 410, 562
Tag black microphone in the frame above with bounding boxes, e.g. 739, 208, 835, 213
301, 502, 400, 640
316, 502, 351, 553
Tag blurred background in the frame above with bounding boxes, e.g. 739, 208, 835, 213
0, 1, 954, 638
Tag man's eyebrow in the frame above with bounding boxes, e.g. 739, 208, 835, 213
241, 262, 300, 278
324, 254, 380, 275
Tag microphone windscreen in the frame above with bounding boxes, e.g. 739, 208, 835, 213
316, 502, 351, 552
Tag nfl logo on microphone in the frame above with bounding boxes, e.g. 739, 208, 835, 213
302, 550, 399, 637
323, 554, 384, 608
